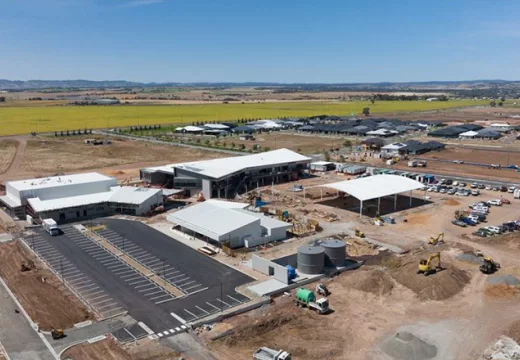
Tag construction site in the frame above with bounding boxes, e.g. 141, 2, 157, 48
0, 106, 519, 360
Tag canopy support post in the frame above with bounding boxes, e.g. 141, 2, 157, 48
409, 190, 412, 207
377, 197, 381, 215
394, 193, 397, 211
360, 200, 363, 217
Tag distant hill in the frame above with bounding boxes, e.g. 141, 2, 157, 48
1, 78, 519, 91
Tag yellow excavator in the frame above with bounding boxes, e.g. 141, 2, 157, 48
51, 329, 65, 340
417, 252, 442, 276
428, 233, 445, 246
355, 229, 365, 238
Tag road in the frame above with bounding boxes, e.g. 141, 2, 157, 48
0, 277, 56, 360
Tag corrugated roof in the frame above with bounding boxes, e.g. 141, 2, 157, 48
7, 172, 114, 192
316, 174, 424, 202
108, 186, 162, 204
234, 209, 292, 230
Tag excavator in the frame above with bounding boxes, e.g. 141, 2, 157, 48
51, 329, 65, 340
479, 257, 500, 274
417, 252, 442, 276
428, 233, 445, 246
355, 229, 365, 238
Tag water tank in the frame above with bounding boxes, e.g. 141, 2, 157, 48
320, 239, 346, 267
295, 288, 315, 303
297, 244, 325, 275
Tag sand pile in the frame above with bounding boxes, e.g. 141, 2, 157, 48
391, 261, 471, 301
347, 269, 394, 295
444, 199, 461, 206
507, 321, 520, 344
380, 332, 437, 360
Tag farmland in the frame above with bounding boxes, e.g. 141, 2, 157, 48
0, 100, 486, 136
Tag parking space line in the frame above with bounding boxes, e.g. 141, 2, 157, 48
138, 286, 158, 293
143, 289, 164, 296
227, 294, 242, 303
195, 306, 209, 315
172, 277, 190, 284
155, 297, 176, 304
216, 298, 231, 307
206, 302, 220, 311
107, 264, 127, 270
124, 276, 143, 282
170, 312, 187, 324
67, 273, 85, 280
183, 309, 197, 318
98, 302, 119, 310
86, 292, 106, 299
183, 284, 203, 291
150, 294, 169, 300
134, 282, 154, 289
114, 269, 133, 275
177, 280, 195, 287
77, 284, 98, 291
168, 274, 187, 280
120, 273, 139, 279
93, 298, 114, 305
128, 279, 149, 285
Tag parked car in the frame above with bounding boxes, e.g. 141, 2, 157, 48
478, 227, 494, 236
485, 185, 492, 190
459, 182, 467, 187
508, 186, 516, 193
502, 222, 517, 232
484, 226, 502, 234
470, 183, 478, 188
468, 215, 480, 223
454, 160, 464, 164
452, 181, 459, 186
493, 186, 500, 191
451, 219, 467, 227
478, 184, 486, 189
447, 188, 456, 195
488, 199, 502, 206
500, 186, 508, 192
471, 190, 480, 196
445, 179, 453, 185
470, 213, 486, 221
462, 217, 477, 226
502, 198, 511, 204
473, 230, 488, 237
440, 188, 447, 193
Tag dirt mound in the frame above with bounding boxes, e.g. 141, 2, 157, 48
485, 284, 520, 299
390, 258, 471, 301
347, 269, 394, 295
380, 332, 437, 360
221, 311, 297, 347
507, 321, 520, 343
444, 199, 461, 206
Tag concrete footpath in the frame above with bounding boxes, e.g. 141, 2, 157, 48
0, 278, 57, 360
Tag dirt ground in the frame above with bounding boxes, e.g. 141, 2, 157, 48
61, 338, 179, 360
0, 240, 91, 330
0, 136, 226, 182
0, 140, 17, 174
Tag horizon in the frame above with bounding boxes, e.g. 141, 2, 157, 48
2, 0, 520, 82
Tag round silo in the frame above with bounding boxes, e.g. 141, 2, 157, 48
297, 245, 325, 275
320, 239, 346, 267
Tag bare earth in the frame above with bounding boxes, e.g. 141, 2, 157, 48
0, 240, 91, 331
0, 140, 18, 174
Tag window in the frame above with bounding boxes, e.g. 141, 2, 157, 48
76, 211, 80, 218
83, 210, 87, 217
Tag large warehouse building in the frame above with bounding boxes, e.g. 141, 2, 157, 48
0, 173, 163, 222
167, 200, 291, 248
140, 148, 311, 199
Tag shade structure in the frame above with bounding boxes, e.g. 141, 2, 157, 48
315, 174, 424, 202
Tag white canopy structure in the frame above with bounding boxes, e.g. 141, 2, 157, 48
308, 174, 425, 216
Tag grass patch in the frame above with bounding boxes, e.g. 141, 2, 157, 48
0, 100, 487, 136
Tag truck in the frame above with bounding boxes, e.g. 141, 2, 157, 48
514, 188, 520, 199
42, 219, 60, 236
294, 288, 330, 314
253, 347, 291, 360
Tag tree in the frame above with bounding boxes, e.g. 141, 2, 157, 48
339, 155, 345, 162
204, 139, 210, 146
323, 150, 330, 161
343, 139, 352, 147
500, 96, 506, 102
231, 142, 236, 148
489, 100, 496, 107
0, 96, 5, 102
362, 107, 370, 116
370, 98, 375, 104
239, 144, 246, 150
498, 101, 504, 107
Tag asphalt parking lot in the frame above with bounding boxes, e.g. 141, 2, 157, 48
24, 219, 253, 338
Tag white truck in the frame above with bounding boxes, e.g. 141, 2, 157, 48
253, 347, 291, 360
42, 219, 60, 236
514, 188, 520, 199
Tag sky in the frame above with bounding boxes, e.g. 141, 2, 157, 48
1, 0, 520, 83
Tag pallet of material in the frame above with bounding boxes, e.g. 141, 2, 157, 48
198, 246, 217, 256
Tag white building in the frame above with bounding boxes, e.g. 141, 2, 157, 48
380, 143, 408, 157
167, 199, 291, 248
459, 130, 478, 139
0, 173, 163, 222
489, 123, 512, 133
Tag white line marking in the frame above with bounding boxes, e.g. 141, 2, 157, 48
88, 293, 108, 301
216, 298, 231, 307
181, 325, 187, 329
135, 282, 154, 289
128, 279, 149, 285
177, 280, 195, 287
150, 294, 169, 300
183, 284, 202, 291
175, 327, 181, 331
227, 294, 242, 303
138, 286, 158, 293
143, 289, 164, 296
157, 333, 163, 338
155, 297, 176, 304
206, 302, 220, 311
195, 306, 209, 314
184, 309, 197, 318
98, 302, 118, 310
170, 312, 187, 324
138, 322, 155, 335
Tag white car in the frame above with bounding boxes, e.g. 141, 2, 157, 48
485, 226, 502, 234
452, 181, 459, 186
470, 183, 478, 188
488, 199, 502, 206
473, 205, 489, 213
509, 186, 516, 193
485, 185, 492, 190
468, 215, 480, 223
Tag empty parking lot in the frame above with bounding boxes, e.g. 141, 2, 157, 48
23, 219, 253, 338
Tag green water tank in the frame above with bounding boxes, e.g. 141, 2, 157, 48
295, 288, 315, 304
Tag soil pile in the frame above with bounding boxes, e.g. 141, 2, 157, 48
380, 332, 437, 360
391, 259, 471, 301
444, 199, 461, 206
507, 321, 520, 344
347, 269, 394, 295
485, 275, 520, 299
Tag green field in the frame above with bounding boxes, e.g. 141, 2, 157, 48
0, 100, 487, 136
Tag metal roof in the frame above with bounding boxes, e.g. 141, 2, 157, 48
7, 172, 114, 192
315, 174, 424, 202
108, 186, 162, 204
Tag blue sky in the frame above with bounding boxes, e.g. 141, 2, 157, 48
1, 0, 520, 82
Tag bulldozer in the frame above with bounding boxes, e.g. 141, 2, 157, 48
428, 233, 445, 246
417, 252, 442, 276
355, 229, 365, 238
20, 260, 35, 272
479, 257, 500, 275
51, 329, 65, 340
316, 283, 330, 296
